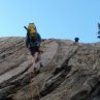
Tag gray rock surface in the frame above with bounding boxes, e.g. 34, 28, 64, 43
0, 37, 100, 100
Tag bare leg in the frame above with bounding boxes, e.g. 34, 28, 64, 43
34, 52, 39, 63
36, 52, 43, 67
32, 56, 35, 64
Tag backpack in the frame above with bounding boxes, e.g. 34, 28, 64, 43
28, 23, 37, 40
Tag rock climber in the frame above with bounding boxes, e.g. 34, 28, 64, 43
24, 22, 42, 65
74, 37, 79, 43
97, 23, 100, 39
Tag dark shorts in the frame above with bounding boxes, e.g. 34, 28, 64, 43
29, 46, 40, 56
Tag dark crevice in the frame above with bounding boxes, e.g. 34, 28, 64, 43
40, 65, 71, 97
87, 81, 100, 100
0, 62, 32, 89
0, 59, 26, 76
39, 43, 79, 98
71, 77, 100, 100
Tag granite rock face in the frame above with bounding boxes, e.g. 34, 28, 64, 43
0, 37, 100, 100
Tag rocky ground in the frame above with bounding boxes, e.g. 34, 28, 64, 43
0, 37, 100, 100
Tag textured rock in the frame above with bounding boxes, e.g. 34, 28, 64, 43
0, 37, 100, 100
